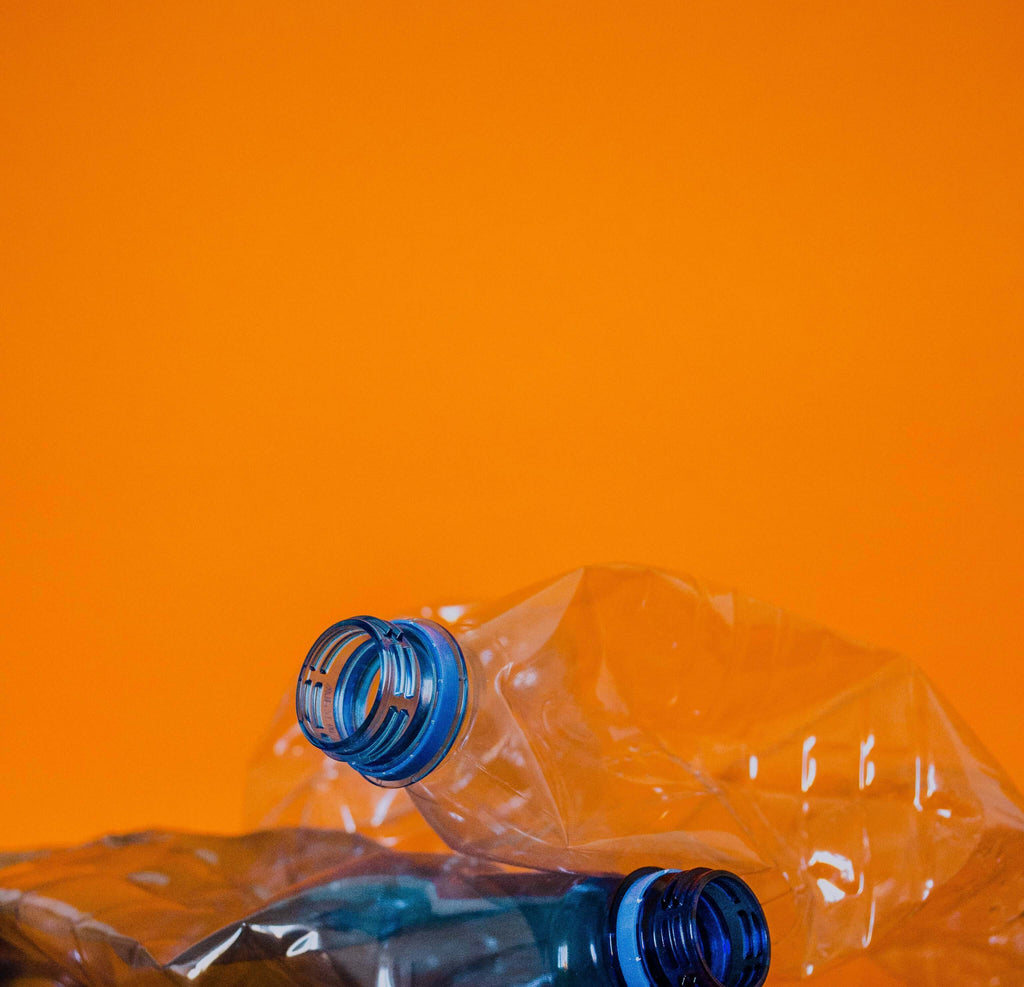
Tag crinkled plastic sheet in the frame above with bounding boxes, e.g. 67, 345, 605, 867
0, 829, 535, 986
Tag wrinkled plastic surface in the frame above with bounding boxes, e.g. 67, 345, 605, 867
267, 564, 1024, 983
0, 829, 644, 986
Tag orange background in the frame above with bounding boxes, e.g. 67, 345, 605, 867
2, 0, 1022, 880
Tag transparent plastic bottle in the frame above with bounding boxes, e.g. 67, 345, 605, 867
184, 862, 769, 987
0, 828, 770, 987
295, 564, 1024, 983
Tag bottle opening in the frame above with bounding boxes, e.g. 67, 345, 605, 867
336, 632, 388, 742
296, 616, 468, 787
695, 887, 730, 980
356, 665, 382, 726
613, 868, 770, 987
692, 875, 765, 985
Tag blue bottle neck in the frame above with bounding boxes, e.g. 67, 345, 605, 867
428, 866, 769, 987
296, 616, 468, 786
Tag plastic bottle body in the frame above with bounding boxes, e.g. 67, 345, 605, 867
179, 863, 628, 986
296, 565, 1024, 983
0, 829, 770, 987
177, 864, 768, 987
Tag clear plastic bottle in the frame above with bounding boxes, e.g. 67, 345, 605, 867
0, 828, 770, 987
182, 861, 770, 987
295, 564, 1024, 983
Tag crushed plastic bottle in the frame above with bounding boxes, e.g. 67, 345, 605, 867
246, 686, 448, 853
0, 828, 770, 987
294, 564, 1024, 984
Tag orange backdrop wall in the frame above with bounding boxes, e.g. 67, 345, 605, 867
2, 0, 1022, 894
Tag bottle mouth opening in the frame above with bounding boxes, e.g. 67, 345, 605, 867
687, 873, 767, 986
332, 628, 391, 744
615, 868, 770, 987
297, 619, 399, 751
296, 616, 468, 787
351, 663, 383, 732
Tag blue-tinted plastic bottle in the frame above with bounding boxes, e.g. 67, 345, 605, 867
175, 854, 770, 987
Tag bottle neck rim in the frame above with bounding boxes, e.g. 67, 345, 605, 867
296, 616, 468, 786
610, 867, 770, 987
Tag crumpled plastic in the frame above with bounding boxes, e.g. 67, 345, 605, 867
0, 829, 365, 984
0, 827, 896, 987
5, 567, 1023, 986
250, 566, 1024, 984
0, 828, 534, 986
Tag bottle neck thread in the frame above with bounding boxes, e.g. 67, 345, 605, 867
296, 616, 468, 787
611, 868, 770, 987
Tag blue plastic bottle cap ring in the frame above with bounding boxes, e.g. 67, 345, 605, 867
381, 618, 468, 784
616, 868, 674, 987
296, 616, 468, 787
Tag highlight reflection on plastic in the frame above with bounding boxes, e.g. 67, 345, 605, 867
289, 564, 1024, 984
